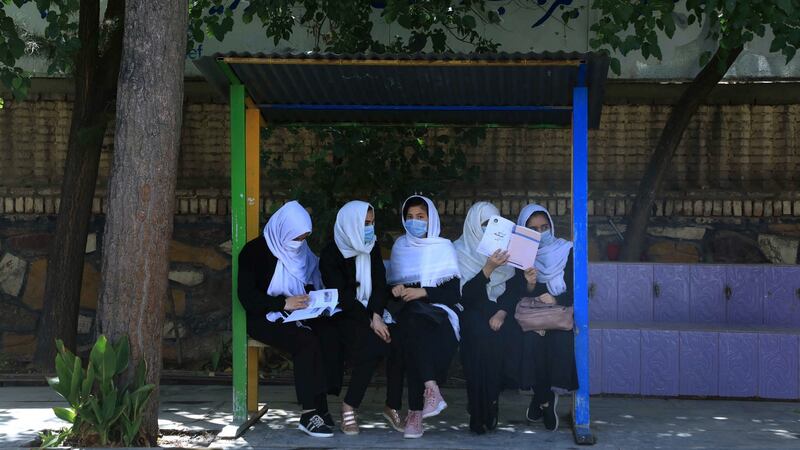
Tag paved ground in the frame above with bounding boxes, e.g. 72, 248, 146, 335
1, 384, 799, 448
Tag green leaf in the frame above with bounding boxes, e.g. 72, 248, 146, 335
776, 0, 793, 15
663, 14, 676, 39
770, 37, 786, 54
82, 361, 95, 397
462, 15, 476, 30
784, 46, 797, 63
609, 58, 621, 75
135, 359, 147, 387
46, 376, 68, 401
90, 335, 117, 383
408, 32, 426, 52
616, 3, 634, 22
114, 336, 130, 375
52, 407, 76, 424
68, 355, 82, 402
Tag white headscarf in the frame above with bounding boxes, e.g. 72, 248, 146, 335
454, 202, 515, 302
264, 201, 322, 297
517, 204, 573, 296
334, 200, 374, 308
388, 195, 461, 287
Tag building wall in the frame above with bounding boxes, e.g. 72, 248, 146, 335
2, 87, 799, 368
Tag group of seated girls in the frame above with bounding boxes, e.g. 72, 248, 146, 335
237, 196, 577, 438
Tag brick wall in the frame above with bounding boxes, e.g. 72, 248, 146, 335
1, 97, 799, 219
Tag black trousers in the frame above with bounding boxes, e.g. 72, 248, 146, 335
520, 328, 579, 405
394, 309, 459, 411
246, 317, 328, 410
385, 323, 405, 411
460, 306, 520, 425
315, 308, 389, 408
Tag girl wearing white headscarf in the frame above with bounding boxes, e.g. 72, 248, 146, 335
496, 203, 578, 433
454, 202, 517, 434
318, 201, 396, 435
387, 195, 461, 439
237, 201, 333, 438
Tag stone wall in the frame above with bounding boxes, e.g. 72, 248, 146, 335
0, 217, 233, 369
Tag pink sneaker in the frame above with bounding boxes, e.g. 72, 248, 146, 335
422, 385, 447, 418
404, 410, 423, 438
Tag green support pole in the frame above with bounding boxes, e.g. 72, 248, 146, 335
229, 82, 248, 424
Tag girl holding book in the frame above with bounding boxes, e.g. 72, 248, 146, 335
236, 200, 334, 438
454, 202, 520, 434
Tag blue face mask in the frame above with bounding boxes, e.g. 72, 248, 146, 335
405, 219, 428, 238
364, 225, 375, 244
539, 230, 555, 247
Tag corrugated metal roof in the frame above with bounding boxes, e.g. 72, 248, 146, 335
194, 51, 609, 128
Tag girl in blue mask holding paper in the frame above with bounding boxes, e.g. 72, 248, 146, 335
387, 195, 461, 438
496, 203, 578, 432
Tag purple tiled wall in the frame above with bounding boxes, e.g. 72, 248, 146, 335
602, 329, 641, 395
679, 331, 719, 397
617, 264, 653, 323
726, 266, 765, 325
758, 334, 799, 399
589, 264, 618, 322
690, 265, 727, 324
641, 330, 680, 396
763, 267, 800, 327
653, 265, 691, 323
587, 263, 800, 399
718, 333, 759, 397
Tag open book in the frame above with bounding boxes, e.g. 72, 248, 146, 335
476, 215, 541, 270
282, 289, 341, 323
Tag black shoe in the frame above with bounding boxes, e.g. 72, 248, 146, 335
486, 400, 499, 430
321, 411, 335, 427
526, 398, 543, 422
469, 415, 486, 435
299, 411, 334, 437
543, 394, 559, 431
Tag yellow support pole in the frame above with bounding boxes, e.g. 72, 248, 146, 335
246, 108, 261, 240
245, 108, 261, 413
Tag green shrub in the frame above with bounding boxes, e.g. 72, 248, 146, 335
46, 335, 154, 446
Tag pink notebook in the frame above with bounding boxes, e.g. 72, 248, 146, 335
507, 225, 540, 269
477, 215, 541, 269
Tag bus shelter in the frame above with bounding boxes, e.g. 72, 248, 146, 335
195, 51, 609, 444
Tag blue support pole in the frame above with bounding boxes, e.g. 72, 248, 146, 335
572, 84, 595, 445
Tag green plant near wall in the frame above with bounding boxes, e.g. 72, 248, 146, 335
262, 125, 483, 251
45, 335, 155, 447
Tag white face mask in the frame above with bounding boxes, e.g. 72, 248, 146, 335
285, 240, 304, 253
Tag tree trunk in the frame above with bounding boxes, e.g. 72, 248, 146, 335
34, 0, 125, 370
97, 0, 187, 443
620, 46, 743, 262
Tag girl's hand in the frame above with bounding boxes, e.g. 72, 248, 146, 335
537, 293, 557, 305
401, 287, 427, 302
284, 294, 310, 311
489, 310, 507, 331
370, 313, 391, 343
483, 250, 510, 278
391, 285, 406, 298
524, 267, 538, 287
